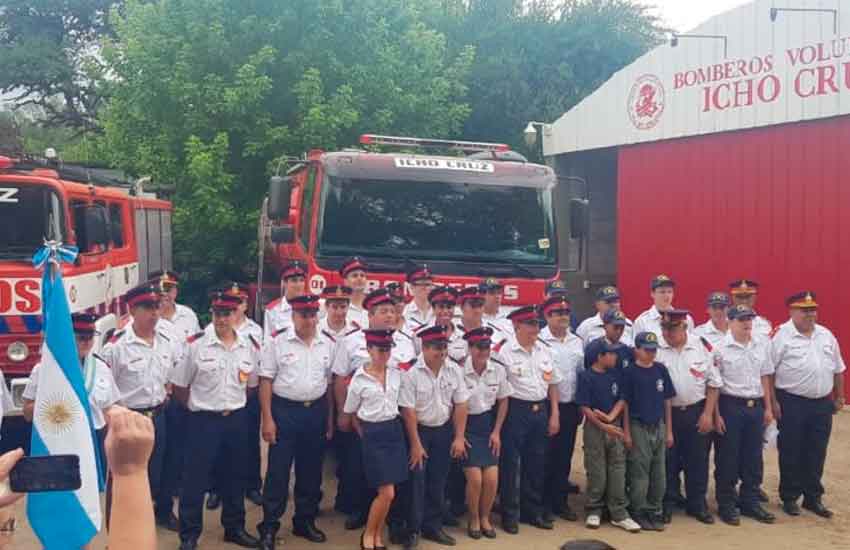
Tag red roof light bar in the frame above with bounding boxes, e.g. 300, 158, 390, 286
359, 134, 510, 153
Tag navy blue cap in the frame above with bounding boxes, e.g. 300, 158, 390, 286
635, 331, 660, 350
507, 305, 539, 323
651, 274, 675, 290
479, 277, 503, 291
428, 285, 458, 305
545, 279, 568, 296
707, 291, 731, 307
786, 291, 817, 309
727, 304, 756, 321
596, 285, 621, 302
417, 324, 450, 344
660, 309, 690, 326
603, 309, 627, 326
585, 337, 623, 365
126, 284, 161, 308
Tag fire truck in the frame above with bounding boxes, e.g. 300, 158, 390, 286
255, 135, 582, 311
0, 155, 172, 424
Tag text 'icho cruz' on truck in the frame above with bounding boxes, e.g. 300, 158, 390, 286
255, 134, 589, 314
0, 154, 172, 417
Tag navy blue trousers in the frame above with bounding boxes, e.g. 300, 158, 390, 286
409, 422, 452, 534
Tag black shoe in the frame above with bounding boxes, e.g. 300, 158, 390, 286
156, 512, 179, 532
719, 509, 740, 526
740, 505, 775, 524
207, 492, 222, 510
422, 528, 456, 546
247, 489, 263, 506
802, 498, 834, 519
662, 505, 673, 524
559, 506, 578, 522
404, 533, 419, 550
258, 530, 276, 550
179, 540, 197, 550
686, 509, 715, 524
758, 488, 769, 503
542, 510, 555, 523
567, 481, 581, 494
502, 520, 519, 534
467, 522, 482, 540
482, 527, 497, 539
293, 521, 327, 543
650, 514, 667, 531
345, 512, 368, 530
783, 500, 801, 516
224, 528, 261, 548
634, 513, 654, 531
523, 516, 554, 530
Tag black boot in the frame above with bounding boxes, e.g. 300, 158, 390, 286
223, 528, 261, 548
293, 520, 327, 543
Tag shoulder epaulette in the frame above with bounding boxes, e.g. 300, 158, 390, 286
699, 336, 713, 352
449, 356, 465, 366
493, 339, 507, 353
187, 331, 205, 344
272, 327, 289, 338
92, 352, 108, 364
411, 319, 427, 329
768, 325, 780, 339
108, 330, 125, 344
537, 337, 551, 347
397, 329, 414, 341
344, 326, 361, 337
490, 356, 507, 367
265, 297, 282, 310
487, 321, 504, 333
321, 329, 336, 343
158, 330, 171, 342
248, 334, 261, 350
351, 320, 361, 329
456, 323, 466, 332
398, 358, 417, 371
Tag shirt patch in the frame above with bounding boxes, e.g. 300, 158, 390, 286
611, 382, 618, 396
689, 367, 705, 379
656, 378, 664, 392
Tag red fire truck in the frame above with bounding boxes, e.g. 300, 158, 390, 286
255, 135, 572, 311
0, 155, 172, 418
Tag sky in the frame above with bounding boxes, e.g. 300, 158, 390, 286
646, 0, 752, 32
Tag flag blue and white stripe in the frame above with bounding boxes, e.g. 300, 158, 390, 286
27, 243, 102, 549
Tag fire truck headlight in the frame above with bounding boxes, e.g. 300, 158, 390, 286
7, 342, 29, 362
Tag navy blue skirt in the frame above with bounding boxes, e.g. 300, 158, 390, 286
462, 411, 498, 468
361, 417, 409, 488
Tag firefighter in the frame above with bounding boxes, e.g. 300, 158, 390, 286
340, 257, 370, 328
403, 265, 435, 334
150, 270, 201, 339
693, 292, 730, 348
263, 261, 307, 340
481, 277, 513, 337
257, 294, 334, 549
656, 310, 720, 525
576, 286, 634, 346
540, 295, 584, 522
320, 285, 360, 339
423, 286, 463, 362
583, 311, 635, 373
770, 292, 845, 519
494, 305, 561, 534
713, 305, 776, 526
729, 280, 772, 341
633, 274, 695, 341
101, 283, 179, 529
170, 291, 260, 550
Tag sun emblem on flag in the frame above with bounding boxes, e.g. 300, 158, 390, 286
38, 392, 79, 435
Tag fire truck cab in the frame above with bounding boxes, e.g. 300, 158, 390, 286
0, 155, 172, 416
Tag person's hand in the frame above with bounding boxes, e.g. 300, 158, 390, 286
623, 433, 633, 450
450, 437, 469, 460
0, 448, 25, 508
488, 432, 502, 457
325, 414, 335, 441
604, 424, 624, 440
337, 413, 353, 433
261, 416, 277, 445
697, 412, 714, 434
593, 409, 611, 424
834, 396, 845, 414
763, 409, 774, 428
715, 414, 727, 436
772, 399, 782, 421
547, 414, 560, 437
409, 442, 428, 470
666, 431, 674, 449
105, 406, 154, 477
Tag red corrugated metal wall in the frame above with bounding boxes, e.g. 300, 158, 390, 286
618, 116, 849, 399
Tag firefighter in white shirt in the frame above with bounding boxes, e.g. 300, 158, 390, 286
320, 285, 361, 339
449, 285, 487, 378
101, 283, 179, 529
576, 286, 634, 346
494, 305, 561, 533
170, 291, 260, 550
539, 295, 584, 522
656, 310, 720, 525
693, 292, 730, 348
340, 257, 370, 328
151, 270, 201, 338
263, 261, 307, 340
729, 280, 772, 341
713, 305, 776, 526
403, 265, 435, 334
423, 286, 463, 362
257, 294, 334, 548
481, 277, 513, 337
770, 291, 845, 519
633, 274, 695, 340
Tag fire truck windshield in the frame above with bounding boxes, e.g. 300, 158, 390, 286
318, 176, 556, 265
0, 183, 66, 259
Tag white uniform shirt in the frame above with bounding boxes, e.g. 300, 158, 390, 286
260, 328, 334, 401
319, 317, 360, 341
236, 317, 263, 345
263, 298, 293, 341
492, 336, 561, 402
752, 314, 772, 342
576, 312, 635, 346
715, 334, 774, 398
441, 324, 466, 363
403, 302, 434, 334
170, 325, 259, 412
24, 354, 120, 430
656, 338, 721, 407
693, 320, 728, 349
539, 326, 584, 403
160, 303, 201, 339
398, 358, 470, 427
331, 328, 416, 378
633, 306, 696, 341
344, 366, 402, 423
347, 302, 369, 330
101, 324, 176, 409
483, 311, 514, 339
462, 357, 513, 415
769, 320, 846, 399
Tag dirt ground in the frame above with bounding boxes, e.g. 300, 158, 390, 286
10, 409, 850, 550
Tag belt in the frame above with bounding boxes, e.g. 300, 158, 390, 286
273, 393, 327, 408
131, 403, 165, 418
675, 399, 706, 412
196, 408, 243, 417
509, 397, 547, 413
721, 395, 763, 408
776, 388, 833, 402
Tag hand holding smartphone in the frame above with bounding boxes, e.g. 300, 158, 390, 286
8, 455, 81, 493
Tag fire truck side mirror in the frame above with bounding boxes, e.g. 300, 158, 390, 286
84, 205, 110, 247
267, 176, 292, 220
569, 198, 589, 239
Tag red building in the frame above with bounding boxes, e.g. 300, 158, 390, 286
545, 0, 848, 397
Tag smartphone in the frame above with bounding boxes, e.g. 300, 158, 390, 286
9, 455, 81, 493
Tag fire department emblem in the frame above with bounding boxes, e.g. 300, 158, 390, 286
69, 285, 78, 304
628, 74, 665, 130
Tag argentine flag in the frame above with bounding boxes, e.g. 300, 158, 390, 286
28, 245, 102, 549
